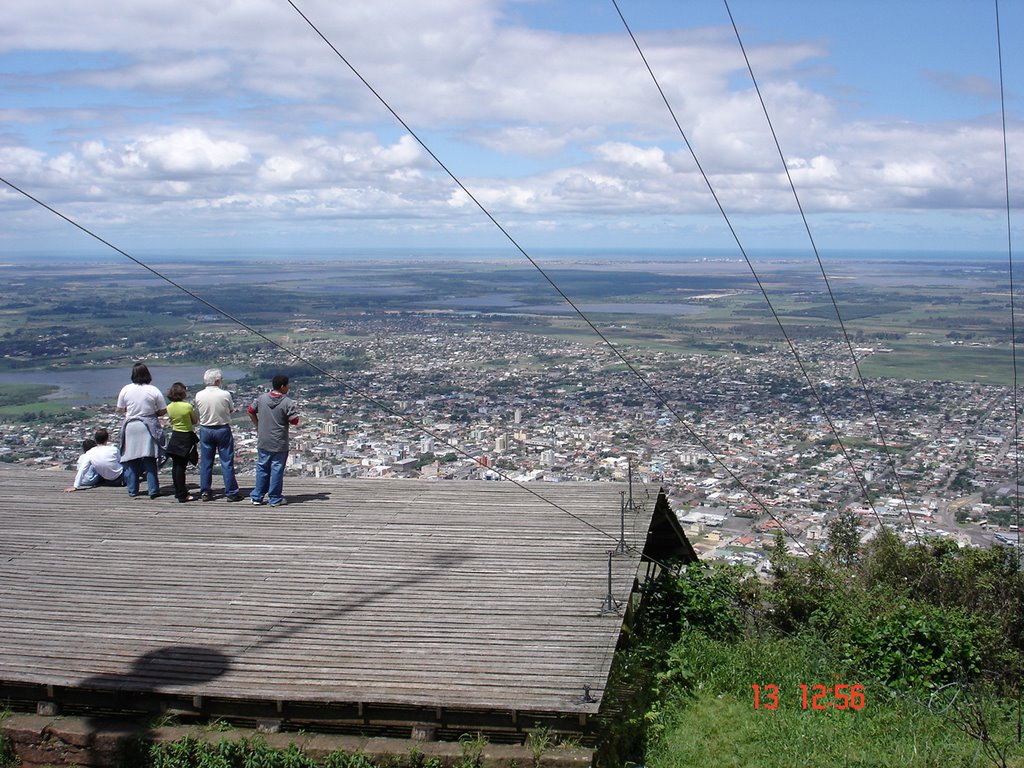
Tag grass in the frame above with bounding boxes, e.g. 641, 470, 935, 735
649, 694, 985, 768
857, 340, 1015, 384
645, 632, 1024, 768
0, 382, 60, 405
0, 383, 81, 420
0, 707, 14, 768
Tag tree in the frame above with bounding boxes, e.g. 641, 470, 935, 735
827, 509, 861, 566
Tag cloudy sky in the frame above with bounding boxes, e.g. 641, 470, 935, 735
1, 0, 1021, 257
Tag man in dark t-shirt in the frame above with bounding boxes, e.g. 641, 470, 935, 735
247, 374, 299, 507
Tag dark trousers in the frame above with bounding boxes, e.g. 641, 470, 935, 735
170, 454, 190, 500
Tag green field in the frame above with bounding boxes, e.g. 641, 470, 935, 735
0, 383, 79, 420
858, 341, 1016, 385
1, 256, 1020, 386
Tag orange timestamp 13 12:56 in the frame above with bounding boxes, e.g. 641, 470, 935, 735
751, 683, 866, 710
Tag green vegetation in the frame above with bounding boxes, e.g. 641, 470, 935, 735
1, 256, 1020, 385
457, 733, 488, 767
146, 736, 370, 767
596, 532, 1023, 768
0, 736, 12, 768
858, 341, 1016, 385
0, 382, 85, 421
139, 732, 512, 767
0, 382, 59, 405
646, 633, 1006, 768
0, 708, 14, 768
525, 727, 552, 765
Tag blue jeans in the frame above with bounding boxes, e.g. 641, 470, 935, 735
123, 457, 159, 497
251, 449, 288, 505
199, 425, 239, 497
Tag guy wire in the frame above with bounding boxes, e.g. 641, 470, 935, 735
284, 0, 819, 559
0, 175, 617, 544
610, 0, 892, 537
615, 0, 1021, 750
721, 0, 921, 545
994, 0, 1022, 744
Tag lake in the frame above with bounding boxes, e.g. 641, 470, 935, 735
0, 366, 249, 404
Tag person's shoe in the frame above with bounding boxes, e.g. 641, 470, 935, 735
200, 492, 213, 502
225, 494, 241, 502
177, 495, 195, 503
269, 498, 287, 507
251, 499, 264, 506
149, 492, 161, 499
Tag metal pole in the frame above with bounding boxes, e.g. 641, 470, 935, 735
627, 457, 635, 510
601, 550, 619, 614
615, 491, 628, 554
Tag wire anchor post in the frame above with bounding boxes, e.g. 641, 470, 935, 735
614, 491, 628, 554
600, 550, 620, 615
627, 457, 636, 511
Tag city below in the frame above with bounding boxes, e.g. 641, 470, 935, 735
2, 254, 1020, 572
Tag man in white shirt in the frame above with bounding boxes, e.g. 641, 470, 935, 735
194, 368, 241, 502
64, 429, 124, 492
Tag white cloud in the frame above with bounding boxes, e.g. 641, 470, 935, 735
471, 126, 597, 157
375, 134, 427, 168
0, 146, 45, 174
79, 56, 233, 91
0, 0, 1020, 251
259, 155, 308, 185
131, 129, 251, 175
593, 142, 671, 175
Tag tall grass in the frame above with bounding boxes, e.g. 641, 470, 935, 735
646, 632, 1022, 768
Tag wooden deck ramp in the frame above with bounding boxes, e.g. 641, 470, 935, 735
0, 466, 691, 737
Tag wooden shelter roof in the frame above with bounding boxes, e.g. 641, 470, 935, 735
0, 466, 692, 733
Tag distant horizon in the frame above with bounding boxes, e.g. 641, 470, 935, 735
0, 246, 1015, 265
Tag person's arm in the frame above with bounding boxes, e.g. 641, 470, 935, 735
65, 457, 90, 491
247, 403, 258, 427
190, 404, 199, 425
154, 388, 167, 418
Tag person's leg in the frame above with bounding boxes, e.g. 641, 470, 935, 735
218, 428, 240, 499
143, 456, 160, 498
171, 455, 188, 500
268, 451, 288, 505
123, 459, 140, 496
250, 449, 271, 503
198, 427, 215, 497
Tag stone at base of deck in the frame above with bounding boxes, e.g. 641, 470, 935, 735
1, 713, 594, 768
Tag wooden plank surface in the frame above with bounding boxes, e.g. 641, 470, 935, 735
0, 466, 657, 714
